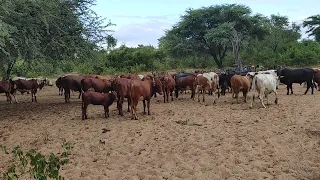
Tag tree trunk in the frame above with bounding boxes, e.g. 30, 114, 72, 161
231, 30, 243, 72
4, 59, 15, 81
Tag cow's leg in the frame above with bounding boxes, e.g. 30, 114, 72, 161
82, 101, 87, 120
259, 91, 266, 108
163, 87, 166, 103
78, 91, 82, 99
12, 91, 19, 103
175, 89, 179, 99
290, 84, 293, 94
249, 91, 255, 108
266, 93, 269, 105
143, 100, 146, 115
274, 90, 278, 104
243, 91, 248, 103
197, 86, 201, 102
127, 97, 131, 112
34, 91, 37, 103
64, 88, 69, 103
147, 99, 151, 115
305, 81, 314, 95
104, 106, 109, 118
6, 92, 12, 104
31, 90, 34, 102
286, 85, 290, 95
130, 100, 138, 120
191, 87, 195, 99
170, 89, 174, 101
166, 88, 169, 103
212, 89, 216, 104
119, 97, 124, 116
202, 88, 205, 102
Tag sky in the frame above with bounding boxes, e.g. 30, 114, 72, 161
92, 0, 318, 47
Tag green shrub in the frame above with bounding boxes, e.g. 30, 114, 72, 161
1, 141, 73, 180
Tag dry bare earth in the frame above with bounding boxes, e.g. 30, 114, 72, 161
1, 84, 320, 180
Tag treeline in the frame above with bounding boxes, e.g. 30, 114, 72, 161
1, 2, 320, 79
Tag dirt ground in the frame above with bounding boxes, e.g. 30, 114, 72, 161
1, 84, 320, 180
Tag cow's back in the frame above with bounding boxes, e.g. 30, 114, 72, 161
114, 78, 131, 97
62, 75, 83, 91
231, 75, 250, 90
280, 68, 314, 84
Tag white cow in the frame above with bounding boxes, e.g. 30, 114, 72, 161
196, 72, 219, 104
247, 70, 279, 89
249, 73, 278, 108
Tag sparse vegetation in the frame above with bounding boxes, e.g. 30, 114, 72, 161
0, 141, 73, 180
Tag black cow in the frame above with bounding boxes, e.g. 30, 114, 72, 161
278, 68, 315, 95
219, 73, 235, 96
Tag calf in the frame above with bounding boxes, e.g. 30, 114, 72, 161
81, 91, 117, 120
196, 72, 219, 104
278, 68, 315, 95
230, 75, 251, 103
159, 75, 175, 103
130, 75, 163, 120
0, 81, 12, 103
248, 73, 278, 108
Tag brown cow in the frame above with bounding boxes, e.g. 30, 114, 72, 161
196, 72, 219, 104
159, 75, 175, 103
120, 73, 140, 80
0, 81, 12, 103
61, 75, 84, 103
112, 78, 132, 116
81, 78, 113, 93
10, 79, 47, 103
81, 91, 117, 120
174, 73, 197, 99
230, 75, 251, 103
130, 75, 163, 120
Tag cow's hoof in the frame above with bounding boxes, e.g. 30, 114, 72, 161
275, 99, 278, 104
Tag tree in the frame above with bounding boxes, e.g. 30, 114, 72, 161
303, 15, 320, 42
158, 4, 267, 68
0, 0, 115, 80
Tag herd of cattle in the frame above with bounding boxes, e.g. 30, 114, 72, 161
1, 67, 320, 120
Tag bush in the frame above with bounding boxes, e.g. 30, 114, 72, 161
1, 141, 73, 180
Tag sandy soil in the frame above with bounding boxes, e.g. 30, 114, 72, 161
1, 84, 320, 180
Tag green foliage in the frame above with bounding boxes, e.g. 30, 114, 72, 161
159, 4, 268, 68
303, 15, 320, 42
0, 0, 115, 79
1, 141, 73, 180
2, 2, 320, 78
